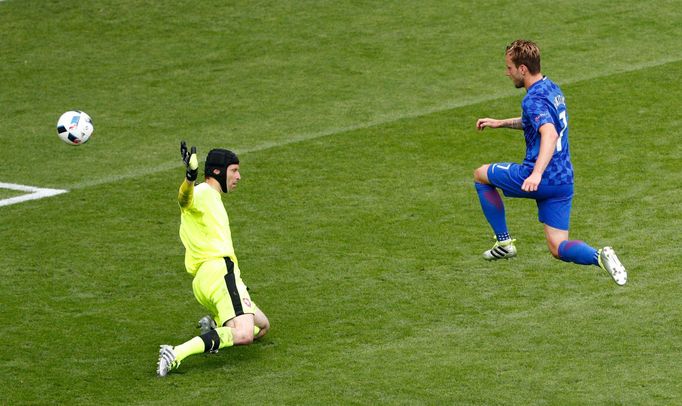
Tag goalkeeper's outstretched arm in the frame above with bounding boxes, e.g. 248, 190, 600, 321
178, 178, 194, 208
178, 141, 198, 209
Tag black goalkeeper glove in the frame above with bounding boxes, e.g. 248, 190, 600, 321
180, 141, 198, 181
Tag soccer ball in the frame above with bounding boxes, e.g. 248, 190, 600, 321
56, 110, 94, 145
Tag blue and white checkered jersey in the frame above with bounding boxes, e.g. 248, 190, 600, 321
521, 76, 574, 185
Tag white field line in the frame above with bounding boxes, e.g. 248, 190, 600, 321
0, 182, 68, 207
8, 54, 679, 193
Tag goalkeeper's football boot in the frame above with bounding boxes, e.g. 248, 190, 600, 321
598, 247, 627, 286
197, 315, 217, 335
157, 345, 179, 377
197, 315, 219, 353
483, 239, 517, 260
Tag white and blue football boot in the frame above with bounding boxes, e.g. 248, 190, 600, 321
483, 239, 517, 260
598, 247, 627, 286
157, 345, 179, 377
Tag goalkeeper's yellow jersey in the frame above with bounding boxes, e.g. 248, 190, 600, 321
179, 182, 238, 276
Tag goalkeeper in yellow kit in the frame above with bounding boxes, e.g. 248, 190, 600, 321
157, 142, 270, 377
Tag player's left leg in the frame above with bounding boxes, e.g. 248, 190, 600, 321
544, 224, 598, 264
539, 193, 602, 267
220, 303, 269, 340
543, 221, 627, 286
209, 304, 268, 339
545, 225, 627, 285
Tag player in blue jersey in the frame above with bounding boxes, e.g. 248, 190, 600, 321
473, 39, 627, 285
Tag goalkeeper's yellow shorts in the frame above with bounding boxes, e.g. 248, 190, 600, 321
191, 257, 257, 326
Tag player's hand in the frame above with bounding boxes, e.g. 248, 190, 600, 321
522, 172, 542, 192
476, 118, 500, 131
181, 141, 198, 181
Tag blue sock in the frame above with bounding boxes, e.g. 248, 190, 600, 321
474, 182, 509, 241
558, 240, 599, 266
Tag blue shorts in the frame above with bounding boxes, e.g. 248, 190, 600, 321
487, 162, 574, 230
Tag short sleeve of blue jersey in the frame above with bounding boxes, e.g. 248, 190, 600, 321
522, 96, 554, 132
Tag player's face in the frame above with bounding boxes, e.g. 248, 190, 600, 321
505, 53, 525, 88
226, 164, 241, 191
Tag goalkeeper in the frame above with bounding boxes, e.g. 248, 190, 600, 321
157, 142, 270, 377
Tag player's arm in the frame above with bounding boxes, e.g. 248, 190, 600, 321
521, 123, 558, 192
178, 141, 198, 209
476, 117, 523, 131
178, 179, 194, 209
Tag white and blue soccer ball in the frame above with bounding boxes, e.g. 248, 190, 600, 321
56, 110, 94, 145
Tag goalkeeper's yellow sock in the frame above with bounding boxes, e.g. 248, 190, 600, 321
173, 327, 234, 362
173, 337, 203, 362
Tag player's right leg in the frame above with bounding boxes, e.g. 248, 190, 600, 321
157, 326, 236, 377
157, 345, 178, 377
157, 259, 237, 377
474, 163, 517, 260
482, 238, 517, 260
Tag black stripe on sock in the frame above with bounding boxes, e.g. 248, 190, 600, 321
200, 329, 220, 353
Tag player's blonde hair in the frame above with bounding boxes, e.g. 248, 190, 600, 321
506, 40, 541, 74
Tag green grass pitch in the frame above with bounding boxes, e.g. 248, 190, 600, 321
1, 0, 681, 404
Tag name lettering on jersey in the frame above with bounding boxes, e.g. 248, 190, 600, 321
553, 95, 566, 108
